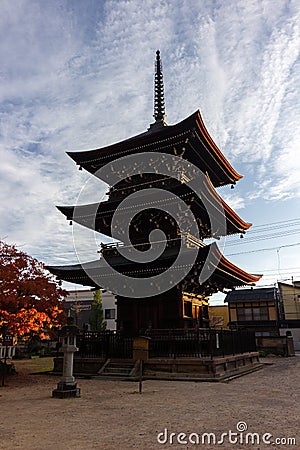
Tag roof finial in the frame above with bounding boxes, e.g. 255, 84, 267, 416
149, 50, 167, 129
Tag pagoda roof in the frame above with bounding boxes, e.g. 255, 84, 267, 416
67, 111, 242, 188
47, 243, 261, 296
57, 175, 251, 239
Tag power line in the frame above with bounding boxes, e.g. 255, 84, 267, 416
253, 266, 300, 273
225, 241, 300, 256
249, 217, 300, 229
225, 230, 300, 246
6, 217, 300, 259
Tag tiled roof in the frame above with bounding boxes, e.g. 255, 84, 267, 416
225, 287, 277, 303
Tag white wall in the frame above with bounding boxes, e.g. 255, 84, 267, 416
65, 289, 117, 331
101, 291, 117, 331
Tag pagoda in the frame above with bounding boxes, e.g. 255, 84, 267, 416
48, 51, 261, 334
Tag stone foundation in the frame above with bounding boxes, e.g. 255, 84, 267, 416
144, 352, 261, 380
53, 352, 261, 381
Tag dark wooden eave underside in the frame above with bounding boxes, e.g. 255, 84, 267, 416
67, 111, 242, 188
57, 176, 251, 238
47, 243, 261, 296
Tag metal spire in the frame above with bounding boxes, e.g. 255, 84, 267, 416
149, 50, 167, 129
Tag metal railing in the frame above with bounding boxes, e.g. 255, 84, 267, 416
147, 328, 256, 359
75, 328, 256, 360
76, 331, 133, 359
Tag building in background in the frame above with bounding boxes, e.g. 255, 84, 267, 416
278, 281, 300, 351
224, 283, 300, 352
278, 281, 300, 321
65, 289, 116, 331
225, 287, 279, 337
209, 305, 229, 329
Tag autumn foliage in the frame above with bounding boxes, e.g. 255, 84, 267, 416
0, 241, 66, 338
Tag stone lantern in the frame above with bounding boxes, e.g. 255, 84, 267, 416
52, 316, 80, 398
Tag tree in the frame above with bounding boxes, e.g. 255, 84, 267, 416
89, 289, 106, 331
0, 241, 66, 339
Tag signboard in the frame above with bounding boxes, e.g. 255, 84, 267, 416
1, 334, 13, 345
71, 304, 92, 312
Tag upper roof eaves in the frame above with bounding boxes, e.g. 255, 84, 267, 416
67, 110, 242, 188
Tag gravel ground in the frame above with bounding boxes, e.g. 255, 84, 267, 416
0, 357, 299, 450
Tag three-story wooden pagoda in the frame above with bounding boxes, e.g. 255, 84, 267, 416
48, 51, 261, 334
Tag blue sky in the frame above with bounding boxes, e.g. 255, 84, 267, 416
1, 0, 300, 302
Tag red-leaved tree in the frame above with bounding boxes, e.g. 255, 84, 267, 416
0, 241, 66, 339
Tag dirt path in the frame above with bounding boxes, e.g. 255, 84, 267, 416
0, 357, 299, 450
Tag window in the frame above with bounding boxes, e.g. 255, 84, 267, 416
237, 308, 252, 321
237, 306, 269, 321
184, 301, 193, 318
255, 332, 271, 337
105, 308, 115, 320
253, 307, 268, 320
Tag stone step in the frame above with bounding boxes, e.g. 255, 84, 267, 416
103, 367, 133, 374
103, 372, 133, 377
104, 362, 134, 367
100, 362, 135, 377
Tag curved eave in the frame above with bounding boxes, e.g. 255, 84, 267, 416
66, 112, 197, 162
67, 110, 242, 187
47, 243, 261, 289
210, 243, 262, 285
57, 205, 74, 220
195, 111, 242, 184
56, 176, 251, 237
203, 176, 251, 233
46, 263, 98, 288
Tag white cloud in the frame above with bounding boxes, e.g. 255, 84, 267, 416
221, 192, 245, 211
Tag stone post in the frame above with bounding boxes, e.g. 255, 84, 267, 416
52, 317, 80, 398
286, 331, 295, 357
